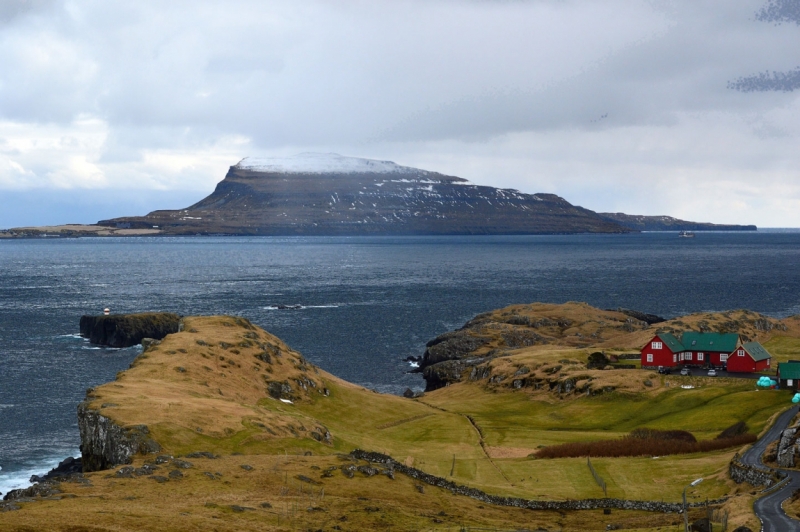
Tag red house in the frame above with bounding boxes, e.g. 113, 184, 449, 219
640, 333, 685, 369
726, 342, 772, 373
680, 332, 741, 368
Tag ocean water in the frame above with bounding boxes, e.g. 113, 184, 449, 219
2, 232, 800, 495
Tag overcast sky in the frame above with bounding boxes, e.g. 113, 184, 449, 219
1, 0, 799, 227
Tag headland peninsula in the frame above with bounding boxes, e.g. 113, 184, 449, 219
3, 302, 800, 531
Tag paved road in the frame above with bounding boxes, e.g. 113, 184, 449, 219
742, 404, 800, 531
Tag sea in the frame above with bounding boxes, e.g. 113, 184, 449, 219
2, 232, 800, 495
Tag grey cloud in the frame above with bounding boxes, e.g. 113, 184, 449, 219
0, 0, 55, 24
729, 0, 800, 91
756, 0, 800, 24
729, 68, 800, 91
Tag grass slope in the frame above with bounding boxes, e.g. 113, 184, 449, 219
3, 307, 796, 531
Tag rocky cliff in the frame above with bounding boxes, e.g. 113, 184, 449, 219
77, 401, 161, 472
598, 212, 757, 232
79, 312, 181, 348
100, 153, 629, 236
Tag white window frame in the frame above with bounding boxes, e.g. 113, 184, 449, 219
698, 353, 704, 361
673, 354, 677, 363
652, 341, 663, 350
720, 354, 728, 362
738, 349, 745, 357
646, 353, 653, 363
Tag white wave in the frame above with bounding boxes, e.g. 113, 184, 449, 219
0, 452, 79, 496
263, 304, 340, 310
57, 333, 83, 339
408, 361, 419, 368
0, 404, 14, 409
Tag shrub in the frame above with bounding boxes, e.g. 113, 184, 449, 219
536, 429, 755, 459
716, 421, 748, 440
586, 352, 610, 369
629, 428, 696, 443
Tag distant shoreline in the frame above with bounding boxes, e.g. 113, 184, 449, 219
1, 224, 781, 239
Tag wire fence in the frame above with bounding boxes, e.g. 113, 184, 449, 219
587, 457, 607, 497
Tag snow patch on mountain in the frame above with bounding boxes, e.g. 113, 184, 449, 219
236, 153, 423, 175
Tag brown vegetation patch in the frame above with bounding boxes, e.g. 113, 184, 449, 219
537, 429, 757, 459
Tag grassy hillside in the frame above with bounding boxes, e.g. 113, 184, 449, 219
3, 307, 796, 531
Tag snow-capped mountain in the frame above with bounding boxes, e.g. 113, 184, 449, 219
100, 153, 630, 236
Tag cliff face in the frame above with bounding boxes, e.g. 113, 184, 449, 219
598, 212, 757, 232
79, 312, 181, 348
100, 153, 629, 236
77, 402, 161, 472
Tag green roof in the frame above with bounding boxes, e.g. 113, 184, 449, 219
680, 332, 740, 353
779, 361, 800, 380
655, 332, 685, 353
742, 342, 772, 362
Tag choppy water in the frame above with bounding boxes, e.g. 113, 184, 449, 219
2, 232, 800, 495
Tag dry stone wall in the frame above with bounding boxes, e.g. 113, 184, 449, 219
350, 450, 725, 513
728, 454, 777, 488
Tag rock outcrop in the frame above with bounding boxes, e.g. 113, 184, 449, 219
417, 303, 657, 391
79, 312, 181, 348
99, 153, 631, 236
77, 402, 161, 472
776, 426, 800, 468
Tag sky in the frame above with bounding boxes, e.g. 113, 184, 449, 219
1, 0, 799, 228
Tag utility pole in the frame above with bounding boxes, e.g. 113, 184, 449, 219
683, 478, 703, 532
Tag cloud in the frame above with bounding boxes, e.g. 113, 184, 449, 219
0, 0, 799, 226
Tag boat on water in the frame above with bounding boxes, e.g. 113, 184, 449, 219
678, 231, 696, 238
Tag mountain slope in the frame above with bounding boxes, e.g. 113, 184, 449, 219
599, 212, 756, 232
101, 153, 629, 235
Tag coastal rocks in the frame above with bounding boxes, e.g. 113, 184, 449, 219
77, 402, 161, 472
422, 357, 489, 391
2, 481, 61, 501
29, 456, 83, 483
422, 330, 489, 367
141, 338, 161, 351
80, 312, 181, 348
614, 308, 665, 325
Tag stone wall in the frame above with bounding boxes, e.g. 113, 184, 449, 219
350, 450, 725, 513
728, 453, 777, 488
